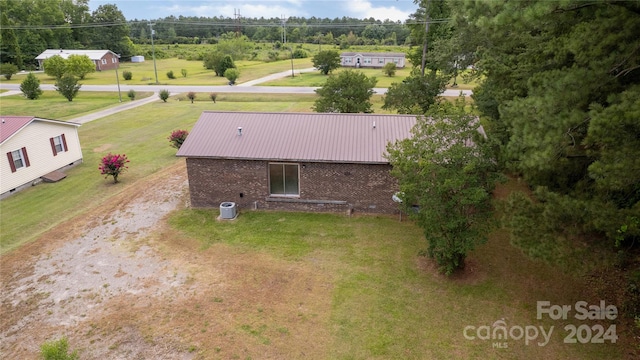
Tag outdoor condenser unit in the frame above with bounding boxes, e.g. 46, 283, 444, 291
220, 202, 237, 219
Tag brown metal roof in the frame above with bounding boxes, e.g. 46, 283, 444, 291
176, 112, 417, 164
1, 116, 80, 144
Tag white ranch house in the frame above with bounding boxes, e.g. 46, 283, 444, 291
340, 52, 406, 69
1, 116, 82, 198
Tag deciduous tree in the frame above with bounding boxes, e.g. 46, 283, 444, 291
312, 50, 341, 75
43, 55, 67, 79
313, 70, 377, 113
66, 54, 95, 79
54, 74, 81, 101
386, 100, 499, 275
382, 69, 448, 114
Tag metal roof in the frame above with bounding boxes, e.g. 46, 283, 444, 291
35, 49, 118, 61
176, 112, 417, 164
1, 116, 80, 144
340, 52, 406, 58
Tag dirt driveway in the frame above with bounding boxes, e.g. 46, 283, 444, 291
0, 163, 333, 359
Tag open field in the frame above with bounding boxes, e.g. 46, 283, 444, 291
0, 96, 631, 359
0, 58, 315, 86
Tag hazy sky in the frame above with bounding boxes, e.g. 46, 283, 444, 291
88, 0, 418, 22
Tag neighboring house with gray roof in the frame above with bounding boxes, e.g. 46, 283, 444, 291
176, 111, 417, 214
36, 49, 120, 71
1, 116, 82, 198
340, 52, 406, 68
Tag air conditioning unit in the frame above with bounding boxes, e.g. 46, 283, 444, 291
220, 202, 237, 219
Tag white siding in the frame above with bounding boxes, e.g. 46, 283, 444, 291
0, 122, 82, 194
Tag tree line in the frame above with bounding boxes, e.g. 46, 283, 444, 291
0, 0, 416, 68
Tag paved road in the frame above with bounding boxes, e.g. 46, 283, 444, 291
0, 71, 472, 123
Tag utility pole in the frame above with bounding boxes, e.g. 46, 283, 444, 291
281, 14, 287, 44
148, 22, 159, 84
421, 0, 431, 76
234, 9, 241, 37
115, 54, 122, 102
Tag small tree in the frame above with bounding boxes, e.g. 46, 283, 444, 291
312, 50, 341, 75
224, 68, 240, 85
166, 70, 175, 79
186, 91, 196, 103
159, 89, 170, 102
181, 68, 187, 77
313, 69, 377, 113
127, 89, 136, 100
209, 93, 217, 103
385, 99, 499, 275
122, 70, 132, 80
55, 74, 81, 101
20, 72, 43, 100
99, 153, 129, 183
382, 62, 397, 77
66, 54, 95, 79
168, 129, 189, 149
40, 337, 79, 360
382, 69, 449, 114
0, 63, 19, 80
43, 55, 67, 79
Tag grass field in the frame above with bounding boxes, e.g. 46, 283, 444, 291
0, 57, 315, 86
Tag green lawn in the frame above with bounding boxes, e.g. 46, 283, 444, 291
0, 57, 314, 87
167, 208, 621, 359
0, 91, 153, 120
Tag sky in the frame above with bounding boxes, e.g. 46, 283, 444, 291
88, 0, 419, 22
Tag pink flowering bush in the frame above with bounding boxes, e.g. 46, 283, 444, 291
98, 153, 129, 183
168, 129, 189, 149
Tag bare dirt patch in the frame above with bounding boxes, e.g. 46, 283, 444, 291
0, 163, 334, 359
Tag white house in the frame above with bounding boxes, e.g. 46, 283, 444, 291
1, 116, 82, 198
340, 52, 406, 68
35, 49, 120, 71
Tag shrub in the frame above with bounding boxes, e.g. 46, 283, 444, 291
181, 68, 187, 77
20, 72, 42, 100
224, 68, 240, 85
383, 62, 397, 77
166, 70, 175, 79
0, 63, 19, 80
168, 129, 189, 149
122, 70, 132, 80
54, 74, 81, 101
186, 91, 196, 103
159, 89, 170, 102
292, 49, 308, 59
40, 337, 79, 360
127, 89, 136, 100
99, 153, 129, 183
209, 93, 217, 103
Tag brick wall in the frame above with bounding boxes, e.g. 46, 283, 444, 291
185, 158, 400, 214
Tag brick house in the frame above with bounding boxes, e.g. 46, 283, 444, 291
36, 49, 120, 71
340, 52, 406, 68
176, 112, 417, 214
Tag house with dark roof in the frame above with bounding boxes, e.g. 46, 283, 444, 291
340, 52, 406, 68
36, 49, 120, 71
176, 111, 417, 214
1, 116, 82, 198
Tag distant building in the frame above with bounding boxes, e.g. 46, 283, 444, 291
35, 49, 120, 71
340, 52, 406, 69
1, 116, 82, 198
176, 111, 417, 214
